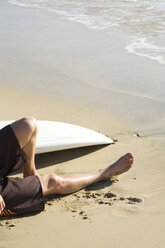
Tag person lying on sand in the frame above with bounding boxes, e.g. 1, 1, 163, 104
0, 117, 134, 217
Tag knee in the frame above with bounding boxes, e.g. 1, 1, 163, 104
21, 117, 38, 135
47, 174, 64, 194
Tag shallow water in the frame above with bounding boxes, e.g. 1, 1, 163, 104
9, 0, 165, 64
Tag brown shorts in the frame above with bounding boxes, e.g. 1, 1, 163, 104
0, 125, 27, 177
0, 125, 45, 217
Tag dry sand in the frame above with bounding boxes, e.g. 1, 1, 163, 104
0, 85, 165, 248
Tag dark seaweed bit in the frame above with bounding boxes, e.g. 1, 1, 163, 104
127, 197, 142, 203
104, 193, 117, 198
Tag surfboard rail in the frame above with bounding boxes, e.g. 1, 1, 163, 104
0, 120, 114, 154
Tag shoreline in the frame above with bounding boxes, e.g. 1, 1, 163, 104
0, 84, 126, 136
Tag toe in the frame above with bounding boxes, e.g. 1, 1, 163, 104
127, 152, 133, 158
126, 153, 134, 161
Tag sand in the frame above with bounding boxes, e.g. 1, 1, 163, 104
0, 85, 165, 248
0, 0, 165, 247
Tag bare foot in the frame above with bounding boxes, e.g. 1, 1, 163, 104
101, 153, 134, 179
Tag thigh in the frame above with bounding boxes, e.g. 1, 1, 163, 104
0, 175, 44, 217
10, 117, 37, 148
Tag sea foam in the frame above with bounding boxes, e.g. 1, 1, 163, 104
126, 37, 165, 64
8, 0, 165, 65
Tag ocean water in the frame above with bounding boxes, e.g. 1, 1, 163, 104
5, 0, 165, 136
9, 0, 165, 64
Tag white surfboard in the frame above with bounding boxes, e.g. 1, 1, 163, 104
0, 120, 114, 154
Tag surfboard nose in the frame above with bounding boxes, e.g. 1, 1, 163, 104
36, 121, 114, 154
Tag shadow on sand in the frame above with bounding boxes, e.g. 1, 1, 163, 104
35, 144, 109, 170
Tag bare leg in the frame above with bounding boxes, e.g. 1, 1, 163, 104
39, 153, 134, 196
11, 117, 38, 177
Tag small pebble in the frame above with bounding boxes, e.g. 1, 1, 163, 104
133, 133, 140, 137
